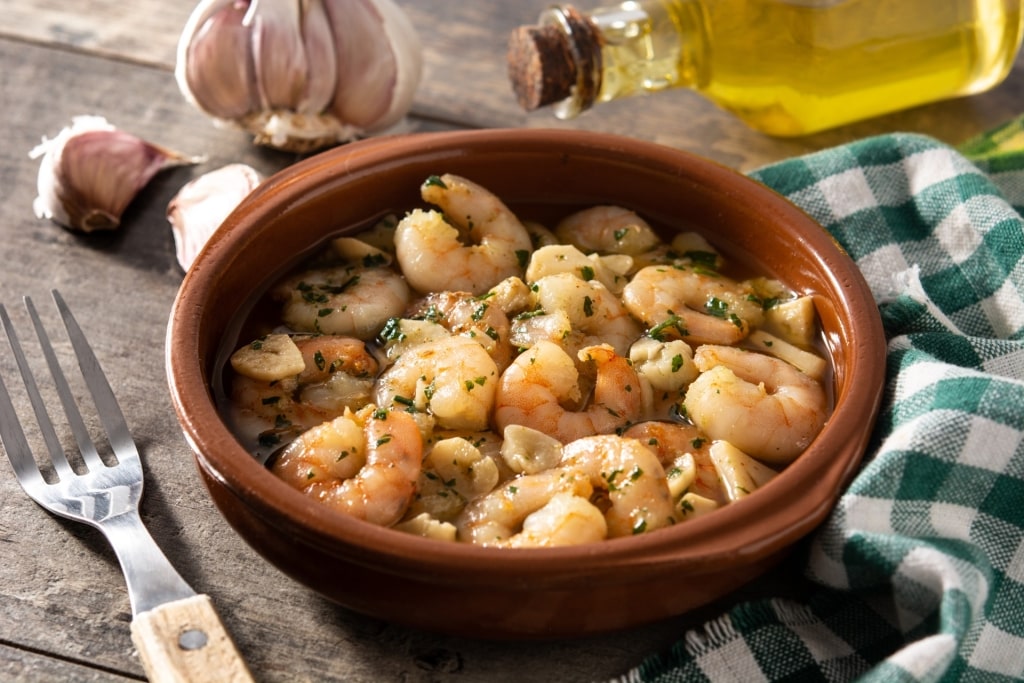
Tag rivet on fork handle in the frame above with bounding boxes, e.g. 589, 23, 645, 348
132, 595, 253, 683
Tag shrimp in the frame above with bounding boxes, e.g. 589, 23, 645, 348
270, 412, 367, 488
374, 335, 499, 432
270, 406, 423, 526
455, 467, 594, 545
622, 265, 765, 346
554, 205, 661, 256
394, 173, 533, 295
229, 335, 380, 454
505, 492, 608, 548
405, 290, 513, 371
629, 231, 725, 273
516, 272, 642, 357
560, 435, 676, 537
493, 341, 643, 444
273, 264, 411, 339
683, 344, 827, 465
623, 421, 726, 505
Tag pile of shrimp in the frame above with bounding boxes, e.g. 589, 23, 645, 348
224, 173, 830, 548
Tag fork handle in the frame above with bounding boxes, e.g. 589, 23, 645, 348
130, 594, 254, 683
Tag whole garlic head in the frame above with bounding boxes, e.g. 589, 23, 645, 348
31, 115, 200, 233
176, 0, 424, 153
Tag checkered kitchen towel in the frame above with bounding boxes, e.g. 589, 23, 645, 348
621, 127, 1024, 682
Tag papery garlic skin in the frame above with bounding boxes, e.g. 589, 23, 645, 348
30, 115, 201, 233
176, 0, 423, 153
167, 163, 263, 271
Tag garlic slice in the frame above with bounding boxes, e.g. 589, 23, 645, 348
167, 163, 263, 271
176, 0, 423, 152
30, 116, 201, 233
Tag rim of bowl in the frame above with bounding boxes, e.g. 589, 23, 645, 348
167, 128, 886, 583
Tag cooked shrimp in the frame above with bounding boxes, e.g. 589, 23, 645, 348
270, 412, 367, 489
406, 290, 513, 371
493, 341, 643, 444
560, 435, 676, 537
555, 205, 661, 255
683, 345, 827, 465
374, 335, 499, 432
629, 231, 725, 273
523, 219, 559, 249
394, 174, 533, 295
229, 335, 380, 454
622, 265, 765, 346
506, 492, 608, 547
623, 421, 726, 505
271, 407, 423, 526
273, 264, 411, 339
455, 467, 594, 545
520, 272, 642, 356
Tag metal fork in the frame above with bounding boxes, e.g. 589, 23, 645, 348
0, 290, 252, 683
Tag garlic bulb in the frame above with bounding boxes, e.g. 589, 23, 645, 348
31, 116, 201, 233
167, 163, 263, 271
176, 0, 423, 153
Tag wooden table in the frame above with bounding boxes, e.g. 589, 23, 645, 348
1, 2, 1022, 681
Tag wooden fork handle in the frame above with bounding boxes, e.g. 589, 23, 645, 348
130, 594, 254, 683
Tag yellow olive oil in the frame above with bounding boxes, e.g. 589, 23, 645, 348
510, 0, 1024, 136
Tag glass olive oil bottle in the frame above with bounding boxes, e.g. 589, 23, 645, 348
507, 0, 1024, 136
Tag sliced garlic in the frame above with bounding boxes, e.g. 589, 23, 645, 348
167, 163, 263, 271
30, 116, 200, 233
176, 0, 423, 152
230, 333, 305, 381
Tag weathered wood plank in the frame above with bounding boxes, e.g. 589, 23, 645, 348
0, 643, 141, 682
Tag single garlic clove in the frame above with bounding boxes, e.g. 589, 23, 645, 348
324, 0, 423, 132
178, 0, 258, 121
30, 115, 201, 233
296, 0, 337, 115
245, 0, 309, 111
324, 0, 393, 130
167, 163, 263, 271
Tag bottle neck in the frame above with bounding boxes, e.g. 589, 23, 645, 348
540, 1, 706, 118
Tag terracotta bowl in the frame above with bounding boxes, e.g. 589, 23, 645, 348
166, 129, 886, 639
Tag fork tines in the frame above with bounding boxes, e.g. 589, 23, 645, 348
0, 290, 134, 484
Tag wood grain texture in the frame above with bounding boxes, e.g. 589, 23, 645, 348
1, 0, 1024, 681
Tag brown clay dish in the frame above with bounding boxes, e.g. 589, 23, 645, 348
166, 129, 886, 639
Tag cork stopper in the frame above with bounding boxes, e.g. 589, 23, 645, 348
507, 24, 577, 111
507, 6, 602, 114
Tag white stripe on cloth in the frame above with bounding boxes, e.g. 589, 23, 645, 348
818, 168, 877, 220
981, 278, 1024, 339
960, 416, 1022, 472
886, 634, 958, 681
968, 623, 1024, 677
903, 148, 962, 196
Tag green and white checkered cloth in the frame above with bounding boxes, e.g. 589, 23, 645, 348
622, 125, 1024, 683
